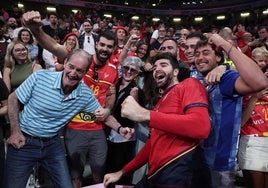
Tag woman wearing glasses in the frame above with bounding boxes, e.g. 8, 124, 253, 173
106, 56, 145, 186
3, 41, 42, 92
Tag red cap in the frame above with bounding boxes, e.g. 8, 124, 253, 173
115, 26, 128, 35
61, 32, 78, 44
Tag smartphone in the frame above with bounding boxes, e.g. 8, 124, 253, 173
174, 33, 181, 39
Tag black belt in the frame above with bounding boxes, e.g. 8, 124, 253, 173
22, 131, 58, 142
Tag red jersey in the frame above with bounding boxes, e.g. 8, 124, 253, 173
241, 94, 268, 137
123, 78, 210, 176
237, 40, 252, 58
67, 59, 118, 131
110, 47, 123, 68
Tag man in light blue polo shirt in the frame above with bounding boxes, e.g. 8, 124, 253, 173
4, 49, 133, 188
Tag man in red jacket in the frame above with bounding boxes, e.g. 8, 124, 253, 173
103, 52, 211, 188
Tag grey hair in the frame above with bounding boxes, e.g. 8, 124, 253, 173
122, 56, 143, 71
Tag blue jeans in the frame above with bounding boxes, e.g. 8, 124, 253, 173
3, 134, 72, 188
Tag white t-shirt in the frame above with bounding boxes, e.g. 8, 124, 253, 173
83, 34, 96, 55
151, 30, 159, 40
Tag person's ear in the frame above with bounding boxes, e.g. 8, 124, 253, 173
173, 68, 179, 77
216, 56, 222, 64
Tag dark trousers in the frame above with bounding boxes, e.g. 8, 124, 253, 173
135, 146, 211, 188
106, 140, 136, 185
3, 134, 72, 188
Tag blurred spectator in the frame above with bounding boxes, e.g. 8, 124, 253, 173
149, 24, 166, 57
41, 13, 50, 26
10, 6, 22, 25
78, 19, 96, 56
110, 26, 128, 68
249, 26, 268, 49
71, 27, 80, 37
166, 27, 175, 38
149, 20, 165, 44
237, 32, 253, 58
0, 25, 11, 75
175, 28, 190, 66
0, 8, 9, 22
17, 28, 39, 61
42, 35, 61, 71
233, 23, 246, 42
74, 10, 83, 27
92, 23, 100, 36
4, 17, 17, 39
42, 13, 65, 40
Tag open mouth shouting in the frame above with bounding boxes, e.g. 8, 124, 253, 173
154, 72, 166, 86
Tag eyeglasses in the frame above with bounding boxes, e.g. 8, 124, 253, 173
122, 66, 139, 74
14, 48, 27, 53
88, 36, 90, 43
93, 66, 98, 81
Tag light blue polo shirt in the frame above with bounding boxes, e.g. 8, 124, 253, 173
15, 70, 101, 137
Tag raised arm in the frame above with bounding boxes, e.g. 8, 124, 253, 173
22, 11, 68, 62
118, 34, 140, 64
241, 88, 268, 126
209, 34, 268, 95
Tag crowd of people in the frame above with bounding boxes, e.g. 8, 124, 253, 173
0, 5, 268, 188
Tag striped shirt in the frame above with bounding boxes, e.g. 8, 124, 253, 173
202, 70, 242, 171
15, 70, 101, 137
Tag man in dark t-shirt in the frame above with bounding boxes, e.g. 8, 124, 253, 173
42, 13, 65, 40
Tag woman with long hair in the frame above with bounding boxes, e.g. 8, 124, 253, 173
3, 41, 42, 92
17, 28, 39, 61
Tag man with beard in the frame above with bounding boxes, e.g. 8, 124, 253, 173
42, 12, 65, 40
78, 19, 97, 56
65, 30, 119, 187
159, 38, 190, 81
194, 34, 268, 187
149, 24, 166, 58
103, 53, 211, 188
184, 32, 228, 85
22, 11, 127, 188
4, 17, 17, 39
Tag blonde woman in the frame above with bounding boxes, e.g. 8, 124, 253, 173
3, 41, 42, 92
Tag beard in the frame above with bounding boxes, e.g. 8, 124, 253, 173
96, 49, 111, 65
10, 24, 17, 29
156, 72, 173, 90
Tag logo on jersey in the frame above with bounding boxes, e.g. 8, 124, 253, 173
79, 112, 96, 122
